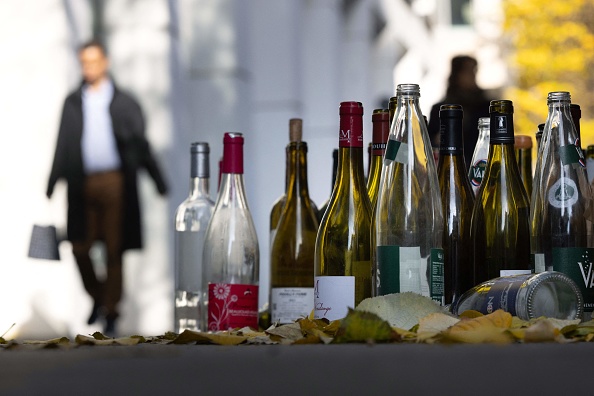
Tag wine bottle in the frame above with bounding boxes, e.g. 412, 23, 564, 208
367, 109, 390, 211
174, 142, 215, 332
314, 101, 372, 321
468, 117, 490, 196
514, 135, 533, 198
437, 104, 475, 305
318, 148, 339, 220
451, 271, 583, 320
530, 91, 594, 319
374, 84, 444, 304
201, 132, 259, 331
535, 123, 544, 153
270, 127, 319, 324
270, 120, 319, 248
470, 100, 531, 284
587, 145, 594, 184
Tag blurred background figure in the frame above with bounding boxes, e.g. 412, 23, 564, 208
427, 55, 491, 168
46, 40, 168, 336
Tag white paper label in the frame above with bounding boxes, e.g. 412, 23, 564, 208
271, 287, 314, 324
500, 269, 532, 277
313, 276, 355, 321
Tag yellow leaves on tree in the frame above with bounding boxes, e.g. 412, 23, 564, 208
502, 0, 594, 144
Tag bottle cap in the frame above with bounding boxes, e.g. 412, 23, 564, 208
339, 101, 364, 148
514, 135, 533, 150
222, 132, 244, 174
289, 118, 302, 142
489, 100, 515, 144
372, 109, 389, 155
191, 142, 210, 178
439, 104, 464, 154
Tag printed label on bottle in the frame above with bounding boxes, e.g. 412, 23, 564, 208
430, 249, 444, 305
271, 287, 314, 324
500, 269, 532, 277
372, 142, 387, 156
377, 246, 431, 297
339, 129, 363, 148
207, 283, 258, 331
313, 276, 354, 321
559, 143, 585, 168
469, 159, 487, 187
480, 276, 529, 316
384, 138, 409, 165
552, 247, 594, 312
531, 253, 546, 273
548, 178, 579, 209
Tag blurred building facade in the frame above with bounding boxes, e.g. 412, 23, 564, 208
0, 0, 504, 338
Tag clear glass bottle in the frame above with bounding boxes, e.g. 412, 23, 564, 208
471, 100, 531, 284
314, 101, 372, 321
367, 109, 390, 211
468, 117, 490, 196
451, 271, 583, 320
201, 133, 259, 331
270, 128, 319, 324
437, 104, 475, 305
374, 84, 444, 304
174, 142, 215, 333
530, 91, 593, 319
514, 135, 533, 198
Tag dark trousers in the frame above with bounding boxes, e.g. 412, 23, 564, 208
71, 170, 124, 317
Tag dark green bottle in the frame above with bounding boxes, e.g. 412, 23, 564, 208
437, 105, 475, 304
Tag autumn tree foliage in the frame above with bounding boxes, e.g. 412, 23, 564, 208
503, 0, 594, 145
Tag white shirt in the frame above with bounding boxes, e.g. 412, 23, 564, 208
81, 79, 121, 174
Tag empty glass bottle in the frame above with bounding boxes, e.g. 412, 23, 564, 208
468, 117, 490, 196
374, 84, 444, 304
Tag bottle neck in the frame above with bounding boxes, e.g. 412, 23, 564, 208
189, 177, 210, 199
286, 142, 311, 200
217, 172, 249, 209
334, 146, 366, 194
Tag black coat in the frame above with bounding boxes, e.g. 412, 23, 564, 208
47, 82, 168, 251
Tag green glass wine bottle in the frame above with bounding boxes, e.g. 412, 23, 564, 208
374, 84, 444, 304
367, 109, 390, 211
470, 100, 531, 284
514, 135, 533, 198
530, 91, 593, 320
314, 101, 372, 321
437, 104, 475, 305
270, 130, 319, 324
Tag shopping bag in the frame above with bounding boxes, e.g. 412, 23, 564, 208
28, 224, 61, 261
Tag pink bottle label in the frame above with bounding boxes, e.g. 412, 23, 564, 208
208, 283, 259, 331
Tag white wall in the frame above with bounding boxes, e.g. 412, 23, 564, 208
0, 0, 504, 339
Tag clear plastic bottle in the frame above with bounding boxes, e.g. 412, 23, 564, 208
451, 271, 583, 321
374, 84, 444, 304
468, 117, 490, 196
174, 142, 215, 332
201, 133, 259, 331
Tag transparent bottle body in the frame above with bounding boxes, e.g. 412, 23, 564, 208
530, 96, 592, 268
374, 87, 443, 302
468, 118, 490, 196
174, 178, 214, 333
452, 271, 583, 320
200, 173, 259, 331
